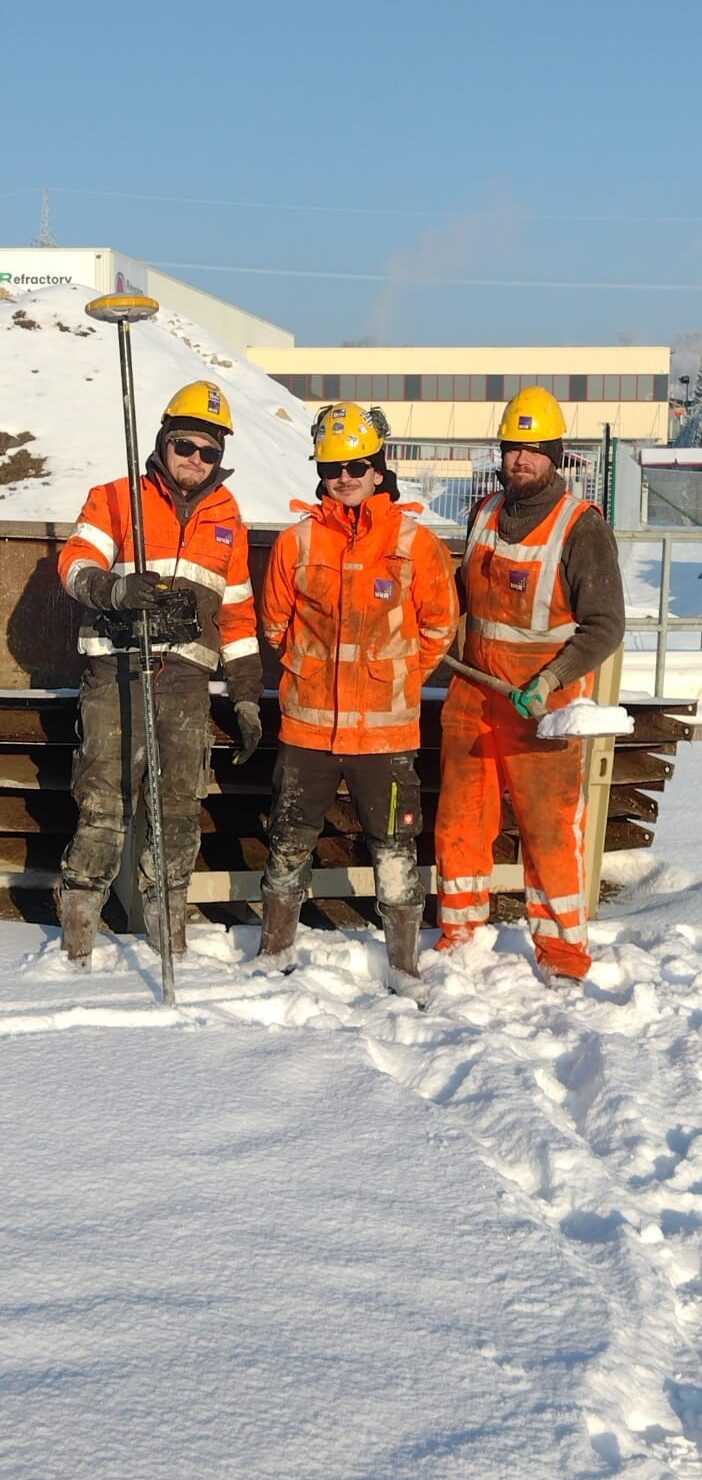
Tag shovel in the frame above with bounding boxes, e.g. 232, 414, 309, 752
443, 654, 633, 740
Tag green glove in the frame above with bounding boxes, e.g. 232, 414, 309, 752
508, 670, 559, 719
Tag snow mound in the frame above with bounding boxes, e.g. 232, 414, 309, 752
0, 283, 314, 525
537, 698, 635, 738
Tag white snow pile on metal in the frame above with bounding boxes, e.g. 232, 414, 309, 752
537, 698, 635, 738
0, 283, 315, 525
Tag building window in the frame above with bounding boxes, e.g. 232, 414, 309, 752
371, 375, 388, 398
470, 374, 485, 400
290, 375, 307, 398
438, 375, 453, 399
388, 375, 404, 399
339, 375, 355, 399
604, 374, 619, 399
569, 375, 588, 401
405, 375, 421, 400
620, 375, 637, 401
321, 375, 340, 399
486, 374, 504, 400
421, 375, 438, 400
637, 374, 654, 401
454, 375, 470, 399
588, 374, 604, 400
504, 374, 520, 399
653, 374, 668, 401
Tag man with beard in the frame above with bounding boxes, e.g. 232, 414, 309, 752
434, 386, 624, 987
57, 380, 262, 968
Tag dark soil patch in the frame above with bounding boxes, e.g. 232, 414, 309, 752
0, 430, 35, 455
0, 448, 47, 484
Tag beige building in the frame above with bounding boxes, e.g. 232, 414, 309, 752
247, 344, 670, 446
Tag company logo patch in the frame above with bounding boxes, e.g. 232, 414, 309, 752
207, 386, 221, 415
518, 415, 534, 429
215, 525, 233, 545
509, 570, 528, 591
374, 578, 394, 601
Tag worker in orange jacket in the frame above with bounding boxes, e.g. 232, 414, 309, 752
260, 402, 458, 1001
435, 386, 625, 987
58, 381, 263, 967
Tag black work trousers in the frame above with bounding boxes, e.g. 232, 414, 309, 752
61, 654, 212, 898
264, 744, 424, 907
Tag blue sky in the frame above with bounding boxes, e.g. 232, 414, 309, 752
2, 0, 702, 353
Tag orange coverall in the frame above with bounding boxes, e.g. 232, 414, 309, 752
435, 489, 595, 980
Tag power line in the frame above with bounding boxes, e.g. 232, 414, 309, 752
43, 186, 702, 226
153, 260, 702, 292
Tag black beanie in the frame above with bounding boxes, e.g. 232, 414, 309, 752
162, 415, 226, 451
501, 438, 563, 468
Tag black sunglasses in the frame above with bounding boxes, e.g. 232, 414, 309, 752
169, 437, 221, 465
317, 458, 373, 479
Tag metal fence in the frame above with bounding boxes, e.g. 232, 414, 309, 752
391, 443, 604, 528
615, 528, 702, 697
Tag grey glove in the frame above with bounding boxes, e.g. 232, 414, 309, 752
231, 700, 262, 765
111, 571, 165, 611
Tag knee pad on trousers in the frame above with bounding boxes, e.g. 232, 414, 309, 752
371, 842, 424, 908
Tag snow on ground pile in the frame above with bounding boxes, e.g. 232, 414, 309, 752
1, 745, 701, 1478
0, 283, 312, 524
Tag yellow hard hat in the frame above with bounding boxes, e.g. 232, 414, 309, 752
161, 381, 233, 434
312, 402, 389, 462
497, 386, 566, 443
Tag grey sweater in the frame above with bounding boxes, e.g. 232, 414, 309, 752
462, 474, 625, 688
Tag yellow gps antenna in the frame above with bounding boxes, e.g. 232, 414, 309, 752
85, 292, 176, 1007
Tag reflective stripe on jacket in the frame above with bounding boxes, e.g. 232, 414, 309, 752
262, 492, 458, 753
461, 489, 594, 690
58, 474, 259, 672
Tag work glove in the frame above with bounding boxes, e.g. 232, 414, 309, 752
110, 571, 165, 611
508, 669, 559, 719
231, 700, 262, 765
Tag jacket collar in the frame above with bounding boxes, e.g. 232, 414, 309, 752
145, 457, 232, 524
289, 491, 423, 531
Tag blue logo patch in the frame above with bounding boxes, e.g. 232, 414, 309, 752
215, 525, 234, 545
207, 386, 221, 415
374, 578, 394, 601
518, 414, 533, 429
509, 570, 528, 591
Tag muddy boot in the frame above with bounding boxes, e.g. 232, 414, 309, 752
379, 903, 428, 1008
59, 885, 105, 972
254, 884, 304, 973
143, 888, 188, 958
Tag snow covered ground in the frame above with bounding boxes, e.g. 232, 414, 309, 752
2, 743, 701, 1479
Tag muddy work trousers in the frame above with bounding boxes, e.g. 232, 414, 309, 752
435, 680, 591, 979
61, 655, 212, 899
264, 745, 424, 908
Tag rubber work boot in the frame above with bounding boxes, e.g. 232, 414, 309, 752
255, 884, 304, 973
143, 888, 187, 958
540, 964, 584, 990
379, 903, 428, 1009
59, 885, 105, 972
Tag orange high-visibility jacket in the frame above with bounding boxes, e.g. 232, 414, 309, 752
262, 492, 458, 753
459, 488, 595, 694
58, 474, 260, 676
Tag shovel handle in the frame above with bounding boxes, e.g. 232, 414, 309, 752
443, 653, 514, 698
